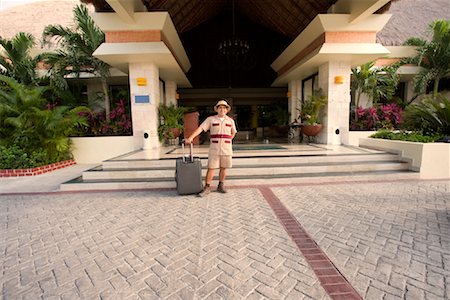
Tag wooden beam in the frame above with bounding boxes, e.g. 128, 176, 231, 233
350, 0, 390, 24
105, 0, 147, 23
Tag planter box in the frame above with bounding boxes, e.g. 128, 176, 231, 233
360, 138, 450, 179
71, 136, 135, 164
348, 131, 376, 146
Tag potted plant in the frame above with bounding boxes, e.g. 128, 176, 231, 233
297, 90, 327, 137
158, 104, 187, 143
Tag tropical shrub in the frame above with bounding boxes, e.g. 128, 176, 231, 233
298, 91, 327, 125
370, 130, 441, 143
0, 75, 88, 168
157, 104, 189, 141
76, 98, 132, 136
0, 146, 62, 169
403, 20, 450, 96
350, 103, 403, 130
0, 32, 40, 86
351, 61, 399, 120
402, 93, 450, 136
42, 4, 111, 120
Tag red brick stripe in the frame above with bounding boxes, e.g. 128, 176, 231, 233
258, 186, 362, 300
0, 160, 76, 177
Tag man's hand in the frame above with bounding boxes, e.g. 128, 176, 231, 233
185, 137, 192, 144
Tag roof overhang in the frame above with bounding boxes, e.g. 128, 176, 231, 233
94, 41, 191, 87
92, 11, 192, 87
272, 43, 390, 86
271, 13, 392, 86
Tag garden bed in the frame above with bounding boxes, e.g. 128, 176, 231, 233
0, 160, 76, 177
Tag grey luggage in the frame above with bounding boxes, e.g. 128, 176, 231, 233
175, 142, 203, 195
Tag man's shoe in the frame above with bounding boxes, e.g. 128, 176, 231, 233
197, 185, 211, 197
217, 182, 227, 193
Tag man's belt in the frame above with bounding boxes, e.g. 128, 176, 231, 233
210, 134, 232, 139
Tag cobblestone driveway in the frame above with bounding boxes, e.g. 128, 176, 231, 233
1, 180, 449, 299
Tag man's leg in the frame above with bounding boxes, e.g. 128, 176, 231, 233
217, 167, 227, 193
206, 168, 215, 185
219, 168, 227, 182
198, 168, 215, 197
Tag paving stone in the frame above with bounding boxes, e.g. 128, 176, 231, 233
273, 181, 450, 300
1, 181, 448, 299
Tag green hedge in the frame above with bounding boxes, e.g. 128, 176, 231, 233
370, 130, 442, 143
0, 145, 70, 169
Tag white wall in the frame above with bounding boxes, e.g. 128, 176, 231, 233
360, 138, 450, 179
71, 136, 135, 164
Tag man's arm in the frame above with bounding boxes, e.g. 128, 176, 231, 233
185, 126, 204, 144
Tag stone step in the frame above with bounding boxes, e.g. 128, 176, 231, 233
101, 153, 402, 170
82, 160, 410, 181
59, 146, 418, 192
59, 170, 419, 191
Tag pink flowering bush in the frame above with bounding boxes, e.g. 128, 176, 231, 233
77, 98, 132, 136
351, 103, 403, 130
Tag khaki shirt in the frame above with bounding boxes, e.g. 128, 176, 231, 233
200, 115, 237, 156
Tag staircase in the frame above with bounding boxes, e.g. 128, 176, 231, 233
60, 144, 418, 191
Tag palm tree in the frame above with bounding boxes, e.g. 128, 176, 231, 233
351, 61, 399, 120
42, 4, 111, 120
0, 32, 39, 86
404, 19, 450, 96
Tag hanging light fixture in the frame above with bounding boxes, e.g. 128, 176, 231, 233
218, 0, 250, 61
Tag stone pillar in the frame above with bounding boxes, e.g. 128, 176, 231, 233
288, 79, 302, 141
288, 79, 301, 122
317, 61, 351, 145
165, 81, 177, 106
129, 62, 161, 150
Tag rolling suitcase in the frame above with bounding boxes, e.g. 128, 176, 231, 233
175, 142, 203, 195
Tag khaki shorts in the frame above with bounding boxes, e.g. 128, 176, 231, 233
207, 155, 232, 169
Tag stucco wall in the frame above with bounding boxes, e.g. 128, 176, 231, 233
71, 136, 135, 164
360, 138, 450, 179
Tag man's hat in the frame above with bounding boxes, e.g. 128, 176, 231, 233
214, 99, 231, 112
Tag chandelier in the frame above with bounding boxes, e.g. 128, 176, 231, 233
218, 37, 250, 56
217, 0, 251, 67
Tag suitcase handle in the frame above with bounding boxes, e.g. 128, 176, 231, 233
181, 141, 194, 162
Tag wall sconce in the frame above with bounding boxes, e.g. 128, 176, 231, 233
334, 76, 344, 84
286, 91, 292, 98
136, 77, 147, 86
176, 92, 180, 100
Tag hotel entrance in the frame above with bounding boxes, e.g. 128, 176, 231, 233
178, 88, 289, 143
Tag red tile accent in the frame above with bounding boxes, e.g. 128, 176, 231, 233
324, 31, 376, 43
318, 275, 347, 285
0, 160, 76, 177
258, 186, 362, 300
105, 30, 161, 43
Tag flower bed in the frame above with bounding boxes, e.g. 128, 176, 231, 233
0, 160, 76, 177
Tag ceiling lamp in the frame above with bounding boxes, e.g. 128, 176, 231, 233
217, 0, 251, 64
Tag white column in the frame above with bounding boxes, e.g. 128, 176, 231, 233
288, 79, 302, 141
317, 61, 351, 145
288, 80, 301, 122
165, 81, 177, 106
129, 62, 161, 150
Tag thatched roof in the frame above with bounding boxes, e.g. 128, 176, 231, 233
81, 0, 337, 39
0, 0, 93, 48
377, 0, 450, 46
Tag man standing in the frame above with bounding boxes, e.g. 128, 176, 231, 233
185, 99, 237, 197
